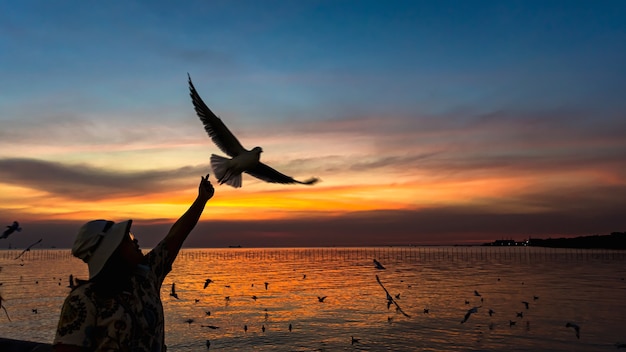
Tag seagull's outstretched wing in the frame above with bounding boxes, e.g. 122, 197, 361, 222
14, 238, 42, 260
246, 162, 319, 185
188, 74, 246, 157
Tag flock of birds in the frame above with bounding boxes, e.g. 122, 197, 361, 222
2, 218, 626, 349
147, 257, 612, 350
377, 263, 589, 345
163, 270, 372, 348
2, 240, 626, 349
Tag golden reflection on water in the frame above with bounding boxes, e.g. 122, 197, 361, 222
1, 247, 625, 351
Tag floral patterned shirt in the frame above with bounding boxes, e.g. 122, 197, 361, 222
53, 241, 172, 351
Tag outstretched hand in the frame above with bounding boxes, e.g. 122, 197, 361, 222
199, 174, 215, 201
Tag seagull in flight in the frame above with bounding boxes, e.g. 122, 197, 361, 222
170, 283, 179, 299
203, 278, 213, 289
461, 306, 481, 324
1, 221, 21, 239
566, 322, 580, 339
373, 259, 386, 270
188, 74, 320, 188
318, 296, 327, 302
14, 238, 42, 260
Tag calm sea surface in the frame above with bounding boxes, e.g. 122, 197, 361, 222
1, 247, 625, 351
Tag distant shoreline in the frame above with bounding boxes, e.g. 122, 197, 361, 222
482, 231, 626, 250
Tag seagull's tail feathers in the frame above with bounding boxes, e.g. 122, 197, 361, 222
210, 154, 242, 188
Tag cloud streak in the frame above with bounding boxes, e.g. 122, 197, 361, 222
0, 158, 204, 200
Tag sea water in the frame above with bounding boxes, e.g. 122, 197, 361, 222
1, 247, 625, 351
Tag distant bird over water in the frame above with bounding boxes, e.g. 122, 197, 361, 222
461, 306, 481, 324
373, 259, 386, 270
1, 221, 22, 239
188, 74, 320, 188
566, 322, 580, 339
170, 283, 179, 299
14, 238, 42, 260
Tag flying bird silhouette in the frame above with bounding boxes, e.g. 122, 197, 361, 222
188, 74, 320, 188
461, 306, 481, 324
14, 238, 42, 260
373, 259, 386, 270
203, 278, 213, 289
375, 275, 411, 318
566, 322, 580, 339
1, 221, 21, 239
201, 325, 220, 329
170, 283, 179, 299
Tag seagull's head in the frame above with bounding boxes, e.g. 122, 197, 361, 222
252, 146, 263, 154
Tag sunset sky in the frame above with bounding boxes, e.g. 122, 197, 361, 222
1, 1, 625, 248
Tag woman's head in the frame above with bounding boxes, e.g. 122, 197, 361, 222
72, 219, 133, 279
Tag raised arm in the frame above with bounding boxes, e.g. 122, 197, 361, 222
162, 174, 214, 264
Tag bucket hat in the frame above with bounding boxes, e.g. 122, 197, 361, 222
72, 219, 132, 279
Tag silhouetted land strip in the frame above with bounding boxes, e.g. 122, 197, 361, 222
484, 232, 626, 249
529, 232, 626, 249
